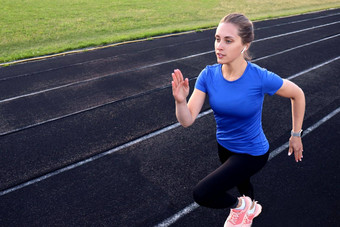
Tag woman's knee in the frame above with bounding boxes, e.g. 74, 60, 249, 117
192, 183, 213, 206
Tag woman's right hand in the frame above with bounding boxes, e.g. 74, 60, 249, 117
171, 69, 189, 103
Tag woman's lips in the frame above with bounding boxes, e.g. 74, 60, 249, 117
216, 53, 225, 59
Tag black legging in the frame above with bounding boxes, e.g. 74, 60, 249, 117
193, 142, 269, 209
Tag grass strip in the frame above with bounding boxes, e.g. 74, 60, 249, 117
1, 0, 339, 64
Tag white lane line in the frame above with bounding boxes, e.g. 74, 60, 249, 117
255, 20, 340, 42
0, 38, 211, 83
0, 109, 209, 197
0, 56, 338, 196
0, 84, 168, 136
155, 106, 340, 227
0, 20, 339, 104
0, 49, 212, 104
155, 203, 200, 227
286, 56, 340, 80
253, 33, 340, 62
269, 108, 340, 160
255, 12, 340, 30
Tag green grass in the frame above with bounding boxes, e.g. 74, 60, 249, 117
1, 0, 339, 64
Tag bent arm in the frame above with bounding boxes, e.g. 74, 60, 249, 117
275, 79, 305, 162
176, 89, 206, 127
275, 79, 305, 132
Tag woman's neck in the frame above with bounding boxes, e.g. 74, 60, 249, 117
222, 58, 248, 81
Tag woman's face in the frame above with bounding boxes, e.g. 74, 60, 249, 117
214, 22, 246, 64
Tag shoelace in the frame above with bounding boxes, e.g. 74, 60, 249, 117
243, 215, 252, 224
229, 211, 241, 224
243, 202, 258, 224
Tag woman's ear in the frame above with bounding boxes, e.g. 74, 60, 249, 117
241, 43, 251, 53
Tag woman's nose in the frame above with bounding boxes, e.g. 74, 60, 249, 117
216, 41, 223, 50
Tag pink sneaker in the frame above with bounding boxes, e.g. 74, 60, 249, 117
224, 196, 252, 227
242, 201, 262, 227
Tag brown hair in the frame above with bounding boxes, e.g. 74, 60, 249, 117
220, 13, 254, 61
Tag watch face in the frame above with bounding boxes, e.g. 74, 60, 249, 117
300, 130, 303, 137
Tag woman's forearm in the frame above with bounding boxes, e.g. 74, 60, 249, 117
175, 100, 195, 128
291, 88, 305, 132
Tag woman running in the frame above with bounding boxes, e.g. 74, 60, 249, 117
171, 13, 305, 227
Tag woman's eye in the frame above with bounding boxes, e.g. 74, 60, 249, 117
226, 40, 232, 44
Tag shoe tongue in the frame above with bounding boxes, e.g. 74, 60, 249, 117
232, 208, 243, 213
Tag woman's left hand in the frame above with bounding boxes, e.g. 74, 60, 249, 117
288, 136, 303, 162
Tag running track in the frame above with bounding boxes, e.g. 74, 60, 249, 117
0, 8, 339, 227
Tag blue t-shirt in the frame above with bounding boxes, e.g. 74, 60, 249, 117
195, 62, 283, 156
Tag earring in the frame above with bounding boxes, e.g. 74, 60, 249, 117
241, 46, 246, 53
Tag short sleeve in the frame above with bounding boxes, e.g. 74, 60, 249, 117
262, 70, 283, 96
195, 67, 208, 93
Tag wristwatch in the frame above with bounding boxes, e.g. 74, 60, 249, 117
291, 129, 303, 137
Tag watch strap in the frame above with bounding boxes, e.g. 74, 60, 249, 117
291, 129, 303, 137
